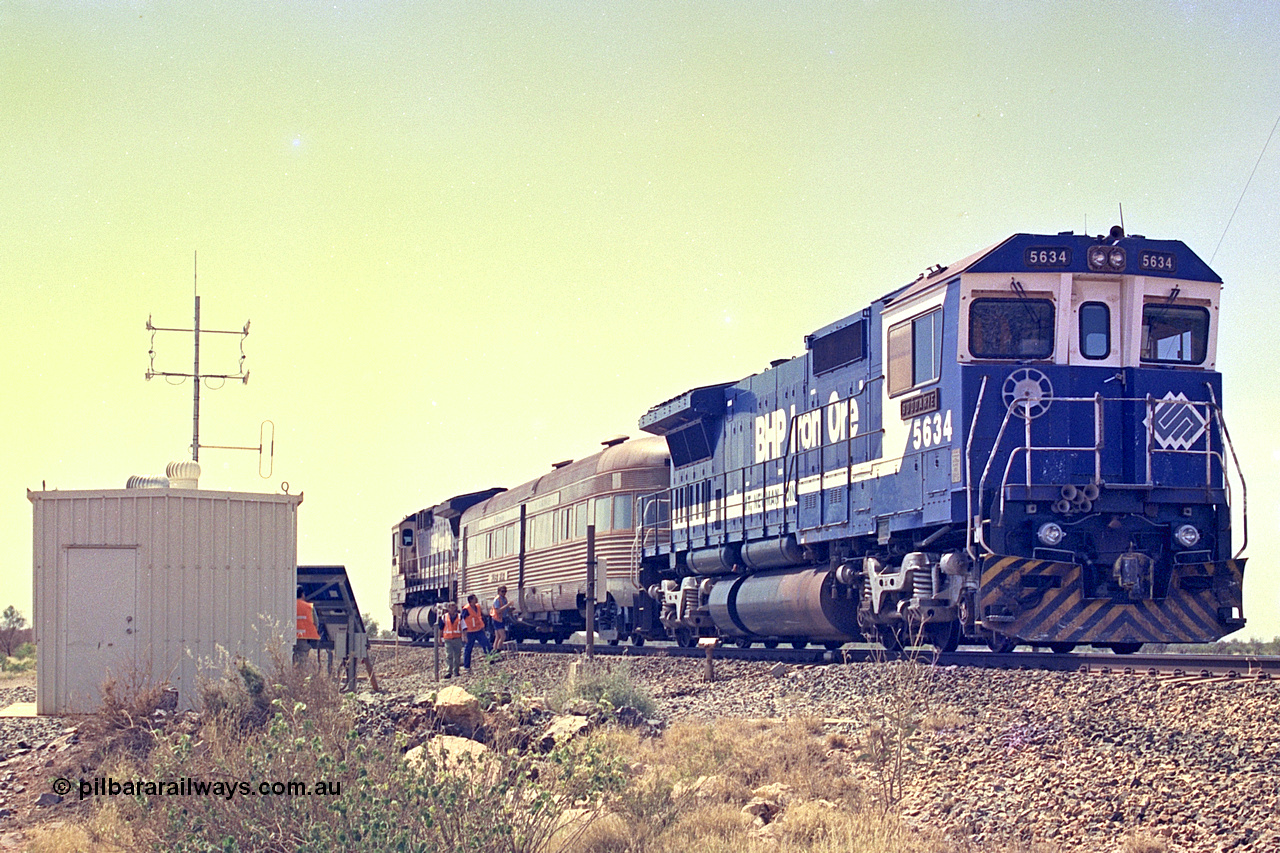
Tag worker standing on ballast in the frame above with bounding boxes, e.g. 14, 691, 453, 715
439, 601, 464, 679
461, 593, 491, 671
491, 585, 513, 653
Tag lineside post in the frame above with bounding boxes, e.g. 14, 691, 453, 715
698, 636, 721, 682
586, 525, 596, 660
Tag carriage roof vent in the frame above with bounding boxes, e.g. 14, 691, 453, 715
551, 459, 574, 469
600, 435, 628, 447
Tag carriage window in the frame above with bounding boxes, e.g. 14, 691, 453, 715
1079, 302, 1110, 359
613, 494, 633, 530
592, 497, 614, 533
968, 298, 1054, 359
887, 308, 943, 396
1141, 304, 1208, 364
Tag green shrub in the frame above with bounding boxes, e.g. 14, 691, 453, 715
557, 660, 657, 718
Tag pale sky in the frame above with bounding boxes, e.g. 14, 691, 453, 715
3, 1, 1278, 639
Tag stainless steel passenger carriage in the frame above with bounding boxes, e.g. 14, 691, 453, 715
392, 437, 671, 644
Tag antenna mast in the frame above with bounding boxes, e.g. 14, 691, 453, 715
146, 251, 251, 462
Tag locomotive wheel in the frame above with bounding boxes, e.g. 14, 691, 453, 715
986, 632, 1018, 653
608, 637, 620, 646
876, 624, 905, 652
554, 634, 565, 645
1108, 642, 1143, 655
630, 632, 645, 647
538, 636, 550, 645
735, 637, 754, 649
674, 627, 695, 648
1048, 642, 1077, 654
790, 639, 809, 650
822, 640, 844, 651
927, 619, 963, 654
762, 639, 780, 649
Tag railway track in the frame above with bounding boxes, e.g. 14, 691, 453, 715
368, 637, 1280, 679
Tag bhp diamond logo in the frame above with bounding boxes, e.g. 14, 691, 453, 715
1146, 392, 1207, 451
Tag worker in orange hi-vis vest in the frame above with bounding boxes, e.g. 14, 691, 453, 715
461, 593, 492, 671
491, 585, 514, 653
295, 588, 321, 667
438, 601, 465, 678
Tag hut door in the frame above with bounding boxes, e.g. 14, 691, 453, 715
65, 547, 137, 709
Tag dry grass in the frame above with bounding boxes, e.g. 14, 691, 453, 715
24, 803, 134, 853
74, 662, 176, 766
44, 651, 628, 853
1121, 831, 1169, 853
555, 715, 997, 853
36, 652, 1058, 853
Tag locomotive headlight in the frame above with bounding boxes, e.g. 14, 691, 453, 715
1174, 524, 1201, 549
1037, 522, 1066, 547
1087, 246, 1109, 270
1108, 247, 1127, 270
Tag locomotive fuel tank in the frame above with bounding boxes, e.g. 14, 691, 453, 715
402, 606, 438, 636
707, 567, 862, 641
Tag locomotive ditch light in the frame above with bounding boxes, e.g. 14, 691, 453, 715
1037, 522, 1066, 547
1174, 524, 1201, 549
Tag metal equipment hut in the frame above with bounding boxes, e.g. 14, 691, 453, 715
29, 462, 303, 714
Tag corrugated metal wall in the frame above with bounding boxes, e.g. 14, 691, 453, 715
30, 488, 302, 714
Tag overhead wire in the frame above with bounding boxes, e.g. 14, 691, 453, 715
1211, 109, 1280, 264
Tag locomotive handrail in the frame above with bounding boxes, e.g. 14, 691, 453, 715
974, 385, 1022, 554
1205, 383, 1248, 559
965, 375, 989, 559
995, 445, 1231, 522
978, 391, 1231, 541
635, 492, 672, 560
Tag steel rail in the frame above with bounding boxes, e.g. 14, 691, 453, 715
368, 637, 1280, 678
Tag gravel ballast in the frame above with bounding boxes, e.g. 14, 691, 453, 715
376, 646, 1280, 852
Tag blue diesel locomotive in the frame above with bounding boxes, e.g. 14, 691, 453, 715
636, 226, 1248, 653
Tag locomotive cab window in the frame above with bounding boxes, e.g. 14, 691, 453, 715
1078, 302, 1111, 359
1141, 303, 1209, 365
887, 308, 942, 396
968, 298, 1054, 360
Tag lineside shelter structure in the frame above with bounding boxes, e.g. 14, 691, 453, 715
30, 470, 303, 714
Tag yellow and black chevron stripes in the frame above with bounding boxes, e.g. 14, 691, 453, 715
978, 555, 1246, 644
